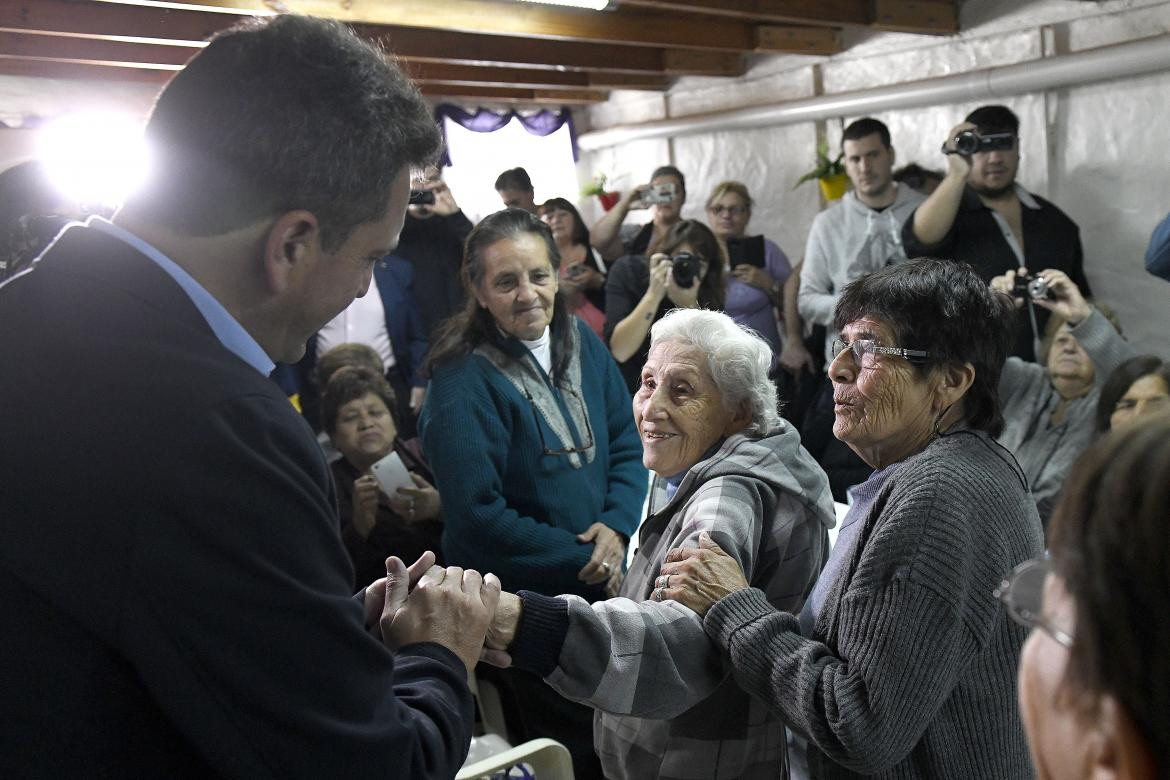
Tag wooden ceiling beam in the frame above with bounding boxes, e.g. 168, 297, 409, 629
870, 1, 957, 35
0, 55, 173, 84
0, 30, 193, 67
1, 1, 745, 76
419, 84, 607, 105
406, 62, 669, 91
360, 26, 744, 75
616, 1, 956, 35
105, 0, 841, 54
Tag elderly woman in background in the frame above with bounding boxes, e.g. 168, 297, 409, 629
1095, 354, 1170, 433
991, 267, 1134, 527
605, 218, 725, 392
322, 366, 441, 589
539, 197, 606, 339
705, 180, 800, 374
420, 207, 646, 778
659, 259, 1044, 779
1007, 414, 1170, 778
485, 308, 836, 779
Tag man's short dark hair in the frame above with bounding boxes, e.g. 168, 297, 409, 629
650, 165, 686, 197
126, 15, 440, 251
494, 167, 533, 193
965, 105, 1020, 137
892, 163, 944, 192
835, 258, 1016, 437
842, 117, 891, 149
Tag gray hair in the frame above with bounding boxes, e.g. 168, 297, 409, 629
648, 308, 781, 435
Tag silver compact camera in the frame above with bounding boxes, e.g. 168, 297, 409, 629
1012, 273, 1052, 301
641, 182, 677, 205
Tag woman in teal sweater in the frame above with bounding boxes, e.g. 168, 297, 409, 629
419, 208, 646, 777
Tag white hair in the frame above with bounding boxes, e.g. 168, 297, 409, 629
648, 308, 781, 435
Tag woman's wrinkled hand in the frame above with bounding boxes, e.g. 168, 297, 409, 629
577, 522, 626, 586
656, 532, 748, 616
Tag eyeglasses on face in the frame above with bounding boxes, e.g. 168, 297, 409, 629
707, 205, 748, 217
525, 386, 594, 456
830, 338, 931, 365
994, 556, 1073, 648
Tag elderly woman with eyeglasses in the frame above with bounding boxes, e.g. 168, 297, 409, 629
484, 308, 836, 779
420, 208, 646, 777
1003, 415, 1170, 778
658, 259, 1044, 779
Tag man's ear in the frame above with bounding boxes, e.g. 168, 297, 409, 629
1089, 694, 1157, 780
262, 209, 320, 295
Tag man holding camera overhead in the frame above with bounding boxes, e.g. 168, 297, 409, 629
903, 104, 1092, 361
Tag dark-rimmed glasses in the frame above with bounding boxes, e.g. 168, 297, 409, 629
994, 556, 1073, 648
526, 386, 594, 456
831, 338, 931, 364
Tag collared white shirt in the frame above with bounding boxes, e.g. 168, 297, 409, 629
316, 275, 396, 372
987, 183, 1041, 267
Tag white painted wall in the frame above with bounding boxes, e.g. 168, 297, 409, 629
577, 0, 1170, 355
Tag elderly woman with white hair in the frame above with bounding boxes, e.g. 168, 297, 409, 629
484, 308, 836, 779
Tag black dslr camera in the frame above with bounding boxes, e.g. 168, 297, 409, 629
670, 252, 700, 288
942, 130, 1015, 156
1012, 272, 1052, 301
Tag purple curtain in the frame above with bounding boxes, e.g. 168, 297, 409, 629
434, 104, 578, 166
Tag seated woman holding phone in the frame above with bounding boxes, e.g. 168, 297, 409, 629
605, 219, 725, 393
322, 365, 442, 588
705, 181, 794, 374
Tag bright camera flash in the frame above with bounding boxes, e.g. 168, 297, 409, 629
38, 112, 150, 208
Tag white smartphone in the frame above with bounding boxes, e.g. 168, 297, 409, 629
370, 451, 413, 498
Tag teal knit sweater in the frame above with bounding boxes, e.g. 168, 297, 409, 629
420, 318, 646, 599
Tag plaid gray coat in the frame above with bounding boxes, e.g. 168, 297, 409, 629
543, 426, 835, 779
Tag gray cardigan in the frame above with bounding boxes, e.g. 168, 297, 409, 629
509, 425, 836, 779
997, 308, 1134, 525
704, 429, 1044, 779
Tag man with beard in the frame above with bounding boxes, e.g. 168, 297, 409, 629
903, 105, 1092, 361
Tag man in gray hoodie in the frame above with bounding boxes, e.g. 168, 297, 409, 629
796, 118, 925, 500
798, 117, 925, 367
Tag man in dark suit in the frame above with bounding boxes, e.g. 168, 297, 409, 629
0, 15, 498, 779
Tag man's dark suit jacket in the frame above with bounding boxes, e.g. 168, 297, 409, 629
0, 224, 473, 778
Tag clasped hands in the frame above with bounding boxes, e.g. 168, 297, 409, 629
363, 551, 500, 674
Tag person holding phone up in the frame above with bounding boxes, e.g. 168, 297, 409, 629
322, 365, 443, 589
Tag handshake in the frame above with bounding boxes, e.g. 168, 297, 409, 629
363, 551, 523, 673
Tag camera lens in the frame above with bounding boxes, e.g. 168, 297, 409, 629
1028, 277, 1050, 300
670, 252, 697, 288
953, 131, 979, 156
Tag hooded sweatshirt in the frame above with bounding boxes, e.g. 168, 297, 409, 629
509, 424, 836, 780
797, 185, 924, 366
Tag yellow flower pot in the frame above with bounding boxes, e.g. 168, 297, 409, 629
818, 173, 849, 201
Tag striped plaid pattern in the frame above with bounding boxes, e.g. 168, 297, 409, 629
544, 426, 836, 779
